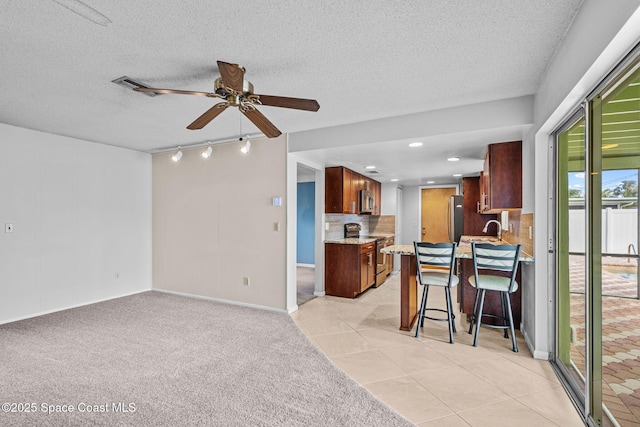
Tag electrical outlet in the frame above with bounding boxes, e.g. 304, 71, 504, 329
115, 272, 120, 280
5, 223, 14, 233
243, 277, 250, 286
274, 222, 280, 231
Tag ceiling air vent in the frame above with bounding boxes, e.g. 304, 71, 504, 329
367, 170, 380, 174
112, 76, 158, 96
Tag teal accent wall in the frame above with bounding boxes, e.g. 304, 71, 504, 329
297, 182, 315, 264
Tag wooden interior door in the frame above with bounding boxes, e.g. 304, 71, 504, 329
421, 187, 456, 242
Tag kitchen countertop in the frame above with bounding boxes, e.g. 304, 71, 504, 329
381, 235, 535, 262
324, 234, 395, 245
325, 237, 378, 245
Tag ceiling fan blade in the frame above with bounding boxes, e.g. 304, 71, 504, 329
217, 61, 245, 92
241, 106, 282, 138
134, 87, 219, 97
254, 94, 320, 112
187, 103, 229, 130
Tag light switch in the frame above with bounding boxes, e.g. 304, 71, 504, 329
5, 223, 13, 233
272, 197, 282, 206
274, 222, 280, 231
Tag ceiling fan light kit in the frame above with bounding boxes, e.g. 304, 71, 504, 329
132, 61, 319, 138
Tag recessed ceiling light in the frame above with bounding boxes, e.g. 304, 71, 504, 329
365, 165, 376, 169
447, 156, 460, 162
426, 180, 435, 184
409, 142, 423, 148
453, 173, 462, 177
390, 178, 399, 182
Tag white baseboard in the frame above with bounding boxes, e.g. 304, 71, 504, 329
153, 288, 289, 314
0, 288, 150, 326
313, 291, 326, 296
521, 323, 549, 360
296, 263, 315, 268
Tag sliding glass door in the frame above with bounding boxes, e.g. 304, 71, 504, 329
555, 54, 640, 426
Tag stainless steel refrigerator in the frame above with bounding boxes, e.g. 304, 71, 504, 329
448, 195, 464, 243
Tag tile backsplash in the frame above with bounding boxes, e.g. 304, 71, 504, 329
325, 214, 396, 240
501, 211, 534, 256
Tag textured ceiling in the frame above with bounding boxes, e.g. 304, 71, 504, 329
1, 1, 584, 183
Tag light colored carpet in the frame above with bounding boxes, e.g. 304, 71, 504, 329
0, 291, 413, 426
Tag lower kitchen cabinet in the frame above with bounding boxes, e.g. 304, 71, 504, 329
458, 258, 522, 329
325, 242, 376, 298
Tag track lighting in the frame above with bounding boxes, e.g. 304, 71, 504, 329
239, 137, 251, 154
201, 144, 213, 158
171, 147, 183, 162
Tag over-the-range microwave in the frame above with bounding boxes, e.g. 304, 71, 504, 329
360, 189, 375, 214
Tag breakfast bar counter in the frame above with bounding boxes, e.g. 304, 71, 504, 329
382, 237, 533, 331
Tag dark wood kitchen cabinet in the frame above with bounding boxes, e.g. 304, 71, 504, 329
462, 177, 497, 235
479, 141, 522, 213
325, 166, 381, 215
371, 179, 381, 215
325, 166, 358, 214
325, 242, 376, 298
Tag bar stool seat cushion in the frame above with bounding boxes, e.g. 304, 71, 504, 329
421, 271, 459, 287
469, 275, 518, 292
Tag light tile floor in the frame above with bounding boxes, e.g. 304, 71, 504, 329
291, 273, 585, 426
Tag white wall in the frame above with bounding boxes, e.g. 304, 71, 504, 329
400, 185, 420, 245
153, 136, 288, 311
0, 123, 152, 324
381, 183, 399, 215
289, 96, 533, 152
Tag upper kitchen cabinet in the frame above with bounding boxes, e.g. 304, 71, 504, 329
462, 177, 497, 235
325, 166, 357, 214
371, 179, 381, 216
325, 166, 381, 215
479, 141, 522, 213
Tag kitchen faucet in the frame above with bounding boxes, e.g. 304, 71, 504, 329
483, 219, 502, 241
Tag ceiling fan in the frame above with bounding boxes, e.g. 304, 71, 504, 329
134, 61, 320, 138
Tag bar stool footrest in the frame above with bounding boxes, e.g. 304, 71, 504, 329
420, 307, 455, 323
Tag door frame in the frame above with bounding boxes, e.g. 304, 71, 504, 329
417, 184, 460, 242
286, 152, 325, 313
551, 44, 640, 426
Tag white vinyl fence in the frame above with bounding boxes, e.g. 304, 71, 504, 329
569, 208, 638, 254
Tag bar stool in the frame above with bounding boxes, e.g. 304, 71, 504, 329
468, 242, 521, 352
414, 242, 459, 344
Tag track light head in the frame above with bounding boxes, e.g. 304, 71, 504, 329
201, 145, 213, 158
171, 147, 183, 162
239, 137, 251, 154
